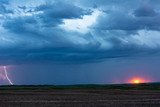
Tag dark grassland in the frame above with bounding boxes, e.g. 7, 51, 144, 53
1, 83, 160, 107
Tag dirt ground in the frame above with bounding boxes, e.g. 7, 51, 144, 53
1, 89, 160, 107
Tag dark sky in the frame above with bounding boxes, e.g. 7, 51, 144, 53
0, 0, 160, 85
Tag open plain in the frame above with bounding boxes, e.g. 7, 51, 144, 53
1, 84, 160, 107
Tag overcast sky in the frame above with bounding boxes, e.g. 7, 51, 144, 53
0, 0, 160, 85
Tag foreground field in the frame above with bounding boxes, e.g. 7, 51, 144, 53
1, 84, 160, 107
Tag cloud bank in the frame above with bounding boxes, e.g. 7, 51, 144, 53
0, 0, 160, 64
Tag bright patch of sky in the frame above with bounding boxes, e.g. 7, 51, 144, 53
60, 9, 101, 33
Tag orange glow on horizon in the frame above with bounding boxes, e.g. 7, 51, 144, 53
129, 77, 149, 84
133, 79, 140, 84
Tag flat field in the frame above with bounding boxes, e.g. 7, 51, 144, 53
1, 84, 160, 107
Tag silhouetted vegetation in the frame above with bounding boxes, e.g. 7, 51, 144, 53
1, 82, 160, 90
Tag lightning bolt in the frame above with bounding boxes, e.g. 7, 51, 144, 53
3, 66, 13, 85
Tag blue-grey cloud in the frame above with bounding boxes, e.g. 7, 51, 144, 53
1, 0, 160, 65
0, 0, 13, 14
95, 11, 160, 31
134, 2, 157, 17
93, 0, 160, 31
0, 0, 9, 4
35, 1, 92, 27
36, 2, 91, 19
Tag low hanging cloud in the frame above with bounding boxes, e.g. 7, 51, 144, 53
0, 0, 13, 14
0, 0, 160, 65
134, 2, 157, 17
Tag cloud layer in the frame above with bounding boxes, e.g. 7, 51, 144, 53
0, 0, 160, 65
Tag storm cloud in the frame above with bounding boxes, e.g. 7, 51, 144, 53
0, 0, 160, 65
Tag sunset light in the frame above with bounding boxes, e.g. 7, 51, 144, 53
133, 79, 140, 84
129, 77, 148, 84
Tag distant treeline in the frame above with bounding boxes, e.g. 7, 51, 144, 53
0, 83, 160, 90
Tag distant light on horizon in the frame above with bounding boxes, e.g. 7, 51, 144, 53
128, 77, 150, 84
